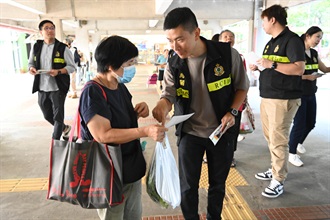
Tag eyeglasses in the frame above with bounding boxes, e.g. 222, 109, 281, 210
43, 26, 55, 31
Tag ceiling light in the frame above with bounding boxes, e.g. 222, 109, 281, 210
2, 0, 45, 14
62, 20, 79, 28
148, 20, 158, 28
155, 0, 173, 15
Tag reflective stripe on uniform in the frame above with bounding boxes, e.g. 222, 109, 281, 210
207, 76, 231, 92
305, 64, 318, 70
262, 55, 290, 63
54, 58, 65, 64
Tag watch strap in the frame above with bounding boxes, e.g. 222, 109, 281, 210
271, 62, 277, 69
229, 108, 238, 116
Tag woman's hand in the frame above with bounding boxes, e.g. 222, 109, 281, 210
249, 64, 258, 71
145, 124, 168, 142
135, 102, 149, 118
303, 74, 319, 81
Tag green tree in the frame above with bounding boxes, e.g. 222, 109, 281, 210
288, 0, 330, 28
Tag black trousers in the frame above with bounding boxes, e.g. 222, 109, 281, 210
232, 111, 242, 152
158, 69, 164, 81
178, 133, 233, 220
289, 94, 316, 154
38, 90, 67, 140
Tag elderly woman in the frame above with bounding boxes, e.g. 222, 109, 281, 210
79, 35, 167, 220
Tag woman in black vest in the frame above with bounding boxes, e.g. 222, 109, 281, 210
288, 26, 330, 167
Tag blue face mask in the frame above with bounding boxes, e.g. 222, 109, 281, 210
117, 65, 136, 83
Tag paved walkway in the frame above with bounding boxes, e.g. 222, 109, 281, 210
0, 65, 329, 219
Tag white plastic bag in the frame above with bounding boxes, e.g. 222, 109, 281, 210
155, 133, 181, 209
146, 147, 169, 209
240, 102, 255, 134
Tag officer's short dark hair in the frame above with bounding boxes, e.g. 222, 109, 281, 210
261, 4, 288, 26
95, 35, 138, 73
163, 7, 198, 33
38, 20, 55, 30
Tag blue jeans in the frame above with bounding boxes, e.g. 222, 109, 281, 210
179, 133, 233, 220
289, 95, 316, 154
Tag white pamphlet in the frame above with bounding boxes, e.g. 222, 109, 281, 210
37, 69, 50, 74
311, 72, 324, 77
246, 52, 265, 71
165, 113, 194, 128
209, 123, 230, 146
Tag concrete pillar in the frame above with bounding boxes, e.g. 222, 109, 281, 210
73, 26, 90, 63
252, 0, 269, 56
52, 19, 64, 42
89, 32, 103, 69
247, 20, 254, 53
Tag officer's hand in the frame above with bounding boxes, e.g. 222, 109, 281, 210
152, 99, 170, 125
29, 67, 37, 75
49, 69, 59, 77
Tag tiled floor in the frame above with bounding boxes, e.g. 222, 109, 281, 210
140, 205, 330, 220
253, 205, 330, 220
0, 165, 257, 220
1, 65, 329, 220
142, 215, 186, 220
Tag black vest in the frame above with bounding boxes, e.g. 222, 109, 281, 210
32, 39, 70, 93
260, 28, 303, 99
168, 37, 234, 140
302, 48, 318, 95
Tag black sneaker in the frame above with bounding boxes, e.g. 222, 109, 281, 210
255, 168, 272, 180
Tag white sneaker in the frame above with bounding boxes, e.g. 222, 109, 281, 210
262, 179, 284, 198
297, 143, 306, 154
255, 168, 272, 180
237, 134, 245, 142
289, 153, 304, 167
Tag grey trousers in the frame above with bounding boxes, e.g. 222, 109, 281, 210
97, 180, 142, 220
